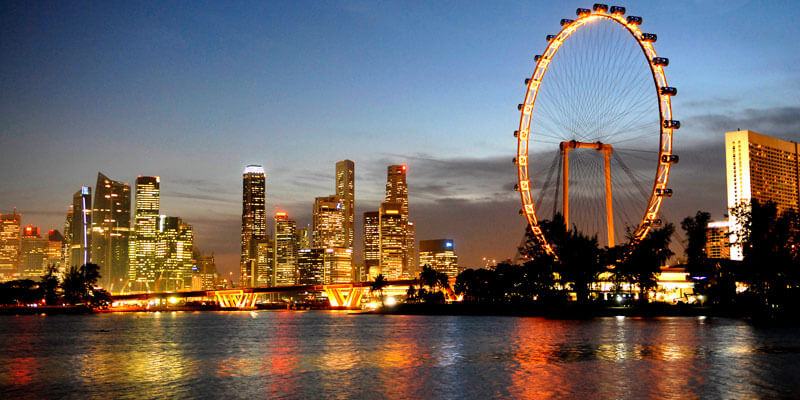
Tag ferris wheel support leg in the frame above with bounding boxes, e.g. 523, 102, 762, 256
562, 148, 570, 230
603, 150, 615, 248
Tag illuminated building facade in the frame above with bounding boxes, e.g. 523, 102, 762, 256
62, 205, 73, 273
363, 211, 380, 280
0, 212, 21, 281
274, 212, 297, 286
335, 160, 355, 249
45, 230, 64, 272
20, 225, 47, 280
705, 220, 730, 260
313, 195, 345, 249
384, 165, 416, 277
129, 176, 160, 292
155, 216, 193, 292
324, 247, 353, 283
297, 248, 324, 285
295, 226, 311, 250
419, 239, 459, 279
256, 237, 275, 286
379, 202, 404, 279
240, 165, 266, 288
405, 221, 418, 277
91, 172, 131, 292
70, 186, 92, 268
726, 130, 800, 259
192, 250, 218, 290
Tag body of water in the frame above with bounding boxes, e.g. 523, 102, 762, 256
1, 312, 799, 399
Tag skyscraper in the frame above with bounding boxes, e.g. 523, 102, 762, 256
155, 216, 193, 292
297, 248, 325, 285
725, 130, 800, 259
324, 247, 353, 283
192, 250, 218, 290
256, 237, 275, 286
20, 225, 47, 280
274, 212, 297, 286
363, 211, 380, 280
91, 172, 131, 292
406, 221, 418, 277
312, 195, 345, 249
419, 239, 459, 279
378, 202, 405, 280
705, 221, 730, 260
62, 205, 73, 273
295, 225, 311, 251
335, 160, 355, 249
71, 186, 92, 268
129, 176, 160, 292
385, 165, 409, 225
45, 230, 64, 273
241, 165, 266, 287
0, 212, 22, 281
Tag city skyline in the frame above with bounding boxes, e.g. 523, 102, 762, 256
2, 1, 800, 278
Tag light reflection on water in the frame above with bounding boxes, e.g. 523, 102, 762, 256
1, 313, 799, 399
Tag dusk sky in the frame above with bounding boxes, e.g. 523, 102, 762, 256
2, 0, 799, 278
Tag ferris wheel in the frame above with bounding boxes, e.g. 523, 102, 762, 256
514, 4, 679, 257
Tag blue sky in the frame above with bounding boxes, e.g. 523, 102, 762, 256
2, 0, 799, 277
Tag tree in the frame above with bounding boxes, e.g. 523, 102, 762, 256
370, 274, 388, 307
624, 223, 675, 303
681, 211, 712, 265
60, 263, 103, 306
40, 265, 61, 305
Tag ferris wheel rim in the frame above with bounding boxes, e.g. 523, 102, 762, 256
515, 9, 677, 257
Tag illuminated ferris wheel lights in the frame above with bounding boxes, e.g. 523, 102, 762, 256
626, 16, 643, 25
592, 3, 609, 13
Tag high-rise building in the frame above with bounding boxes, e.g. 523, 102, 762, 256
313, 195, 345, 249
71, 186, 92, 268
62, 205, 73, 274
405, 221, 418, 277
295, 225, 311, 251
241, 165, 266, 288
91, 172, 131, 292
379, 202, 405, 280
45, 230, 64, 273
419, 239, 459, 279
363, 211, 380, 280
274, 212, 297, 286
155, 216, 193, 292
129, 176, 160, 292
0, 212, 21, 281
297, 248, 325, 285
256, 237, 275, 286
20, 225, 47, 280
385, 165, 409, 224
335, 160, 355, 249
705, 221, 730, 260
324, 247, 353, 283
725, 130, 800, 260
192, 250, 218, 290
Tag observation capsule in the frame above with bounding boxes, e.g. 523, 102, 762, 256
576, 8, 591, 17
663, 120, 681, 129
519, 209, 526, 216
651, 218, 663, 227
610, 6, 626, 15
546, 34, 557, 42
641, 33, 657, 42
514, 130, 519, 138
660, 87, 678, 96
661, 154, 679, 164
652, 57, 669, 66
560, 18, 574, 26
514, 183, 520, 191
518, 104, 524, 110
593, 3, 609, 13
656, 188, 673, 197
626, 16, 642, 25
534, 55, 543, 62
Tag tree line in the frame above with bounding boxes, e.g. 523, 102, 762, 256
0, 263, 111, 308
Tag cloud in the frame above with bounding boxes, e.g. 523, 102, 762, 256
689, 106, 800, 141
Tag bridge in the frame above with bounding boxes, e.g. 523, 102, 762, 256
110, 279, 418, 310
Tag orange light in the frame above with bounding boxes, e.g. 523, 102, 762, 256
385, 210, 399, 214
276, 212, 287, 217
402, 165, 407, 171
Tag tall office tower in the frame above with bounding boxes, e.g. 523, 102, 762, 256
405, 221, 418, 277
705, 221, 731, 260
62, 205, 73, 273
385, 165, 413, 274
20, 225, 47, 279
45, 230, 64, 272
70, 186, 92, 268
726, 130, 800, 260
0, 212, 21, 281
335, 160, 355, 249
419, 239, 459, 279
155, 216, 193, 292
129, 176, 160, 292
295, 226, 311, 250
379, 202, 405, 279
256, 237, 275, 286
297, 248, 325, 285
274, 212, 297, 286
313, 195, 345, 249
324, 247, 353, 284
91, 172, 131, 292
192, 250, 218, 290
240, 165, 266, 288
363, 211, 380, 280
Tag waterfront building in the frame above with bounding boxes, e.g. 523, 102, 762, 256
363, 211, 380, 280
240, 165, 266, 289
274, 212, 297, 286
256, 237, 275, 286
45, 230, 64, 273
20, 225, 47, 280
0, 212, 21, 281
384, 165, 415, 275
192, 250, 218, 290
725, 130, 800, 259
419, 239, 459, 279
155, 216, 193, 292
705, 220, 731, 260
313, 195, 345, 249
297, 248, 325, 285
378, 202, 405, 280
91, 172, 131, 292
335, 160, 355, 249
129, 176, 160, 292
405, 221, 418, 277
324, 247, 353, 283
70, 186, 92, 268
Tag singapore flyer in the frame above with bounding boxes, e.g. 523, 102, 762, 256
515, 4, 679, 257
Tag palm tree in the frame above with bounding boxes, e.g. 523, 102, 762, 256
39, 265, 60, 305
370, 274, 388, 307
